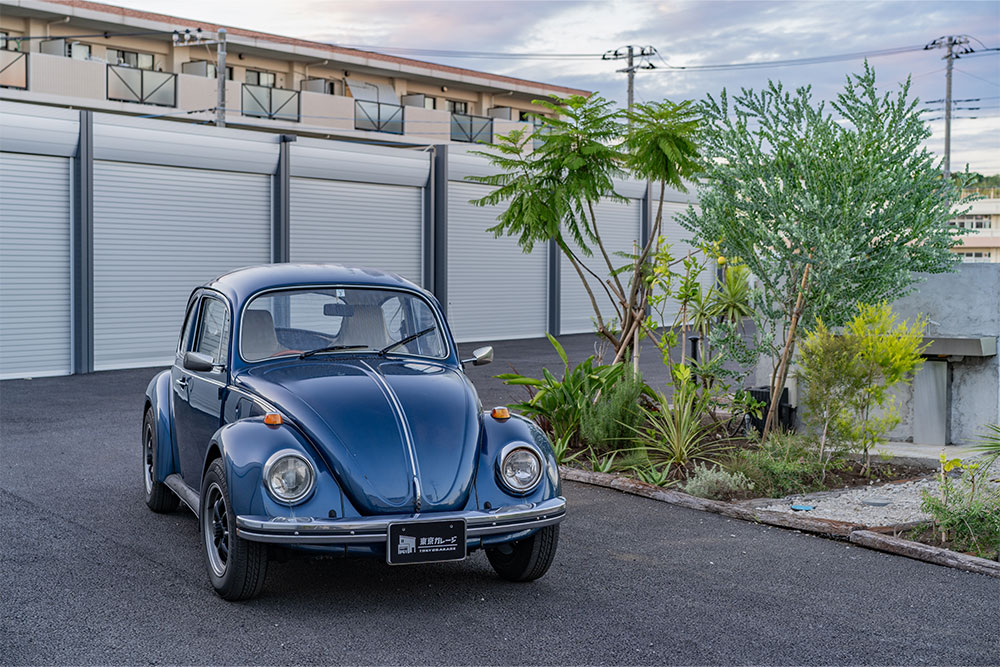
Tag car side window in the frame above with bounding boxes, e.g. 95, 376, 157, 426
195, 297, 230, 367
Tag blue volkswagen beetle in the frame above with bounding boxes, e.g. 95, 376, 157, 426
143, 264, 565, 600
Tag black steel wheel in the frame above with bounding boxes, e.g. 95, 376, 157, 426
485, 525, 559, 582
143, 408, 178, 513
200, 459, 268, 601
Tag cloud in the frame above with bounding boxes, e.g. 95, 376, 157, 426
112, 0, 1000, 172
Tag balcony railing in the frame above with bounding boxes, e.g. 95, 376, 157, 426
962, 187, 1000, 200
354, 100, 404, 135
242, 84, 300, 122
451, 113, 493, 143
0, 51, 27, 90
107, 65, 176, 106
531, 120, 551, 150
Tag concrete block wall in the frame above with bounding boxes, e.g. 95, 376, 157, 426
886, 264, 1000, 445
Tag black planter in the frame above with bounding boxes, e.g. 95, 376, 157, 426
746, 386, 796, 434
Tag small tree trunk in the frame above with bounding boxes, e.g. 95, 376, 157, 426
633, 320, 640, 375
762, 263, 811, 441
679, 252, 691, 366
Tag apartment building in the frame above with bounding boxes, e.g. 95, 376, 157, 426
952, 190, 1000, 264
0, 0, 586, 143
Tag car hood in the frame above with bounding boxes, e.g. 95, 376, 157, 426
236, 357, 481, 515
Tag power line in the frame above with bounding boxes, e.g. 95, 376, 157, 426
954, 68, 1000, 88
923, 96, 1000, 104
651, 43, 927, 72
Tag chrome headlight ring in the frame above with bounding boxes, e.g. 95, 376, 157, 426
495, 442, 544, 495
262, 449, 316, 505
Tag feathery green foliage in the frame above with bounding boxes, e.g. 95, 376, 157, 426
579, 369, 648, 454
680, 63, 972, 440
471, 95, 702, 361
838, 302, 927, 473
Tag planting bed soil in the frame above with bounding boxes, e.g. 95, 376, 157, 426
904, 524, 1000, 562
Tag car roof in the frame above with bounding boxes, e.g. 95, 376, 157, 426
203, 264, 429, 308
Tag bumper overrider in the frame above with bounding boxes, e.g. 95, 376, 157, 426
235, 496, 567, 545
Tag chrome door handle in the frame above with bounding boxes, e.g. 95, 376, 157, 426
175, 377, 189, 389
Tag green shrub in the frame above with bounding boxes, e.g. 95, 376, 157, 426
920, 455, 1000, 559
683, 464, 754, 500
580, 370, 647, 454
496, 334, 625, 446
726, 431, 829, 498
798, 303, 927, 475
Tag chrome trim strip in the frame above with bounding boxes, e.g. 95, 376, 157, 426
164, 473, 200, 515
234, 497, 567, 545
227, 383, 280, 415
358, 359, 423, 512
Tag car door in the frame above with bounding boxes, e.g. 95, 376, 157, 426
172, 293, 231, 490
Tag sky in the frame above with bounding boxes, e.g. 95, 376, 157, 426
114, 0, 1000, 173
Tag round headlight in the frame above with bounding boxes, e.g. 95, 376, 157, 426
263, 451, 315, 504
498, 445, 543, 494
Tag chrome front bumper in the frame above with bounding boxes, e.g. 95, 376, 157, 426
235, 496, 567, 545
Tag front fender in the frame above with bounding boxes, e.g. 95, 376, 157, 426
145, 369, 177, 483
211, 418, 347, 519
474, 413, 561, 510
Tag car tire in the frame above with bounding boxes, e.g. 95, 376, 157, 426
143, 408, 179, 513
485, 525, 559, 582
200, 458, 268, 601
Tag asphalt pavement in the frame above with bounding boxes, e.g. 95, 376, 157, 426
2, 334, 998, 665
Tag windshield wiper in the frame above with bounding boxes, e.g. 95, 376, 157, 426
299, 344, 369, 359
378, 327, 435, 356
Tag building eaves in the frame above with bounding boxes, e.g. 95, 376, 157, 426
30, 0, 591, 97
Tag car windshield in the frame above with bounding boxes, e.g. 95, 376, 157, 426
240, 287, 448, 362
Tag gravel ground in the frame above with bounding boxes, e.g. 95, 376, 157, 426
762, 456, 1000, 527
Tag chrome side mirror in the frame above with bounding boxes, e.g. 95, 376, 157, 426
462, 345, 493, 367
183, 350, 215, 372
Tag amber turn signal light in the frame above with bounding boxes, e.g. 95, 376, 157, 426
264, 413, 283, 426
491, 406, 510, 420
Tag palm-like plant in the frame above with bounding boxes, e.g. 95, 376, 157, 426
629, 367, 726, 479
973, 423, 1000, 468
711, 264, 753, 324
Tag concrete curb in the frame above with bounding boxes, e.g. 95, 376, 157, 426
560, 466, 1000, 579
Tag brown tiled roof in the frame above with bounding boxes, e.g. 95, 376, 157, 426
46, 0, 591, 96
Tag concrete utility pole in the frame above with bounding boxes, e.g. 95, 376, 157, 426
626, 45, 634, 112
216, 28, 227, 128
925, 35, 972, 177
173, 28, 229, 128
602, 45, 656, 113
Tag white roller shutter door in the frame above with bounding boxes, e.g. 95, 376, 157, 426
0, 153, 71, 379
560, 198, 642, 334
93, 161, 270, 370
447, 182, 547, 342
659, 201, 716, 320
289, 178, 422, 285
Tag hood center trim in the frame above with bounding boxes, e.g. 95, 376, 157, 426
358, 360, 423, 512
